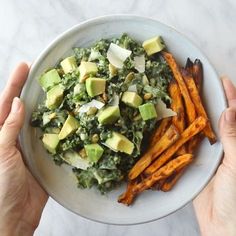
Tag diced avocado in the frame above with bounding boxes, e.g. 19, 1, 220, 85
45, 85, 64, 110
139, 103, 157, 121
62, 150, 90, 170
142, 36, 165, 56
98, 106, 120, 125
85, 78, 106, 97
105, 132, 134, 155
39, 69, 61, 91
42, 133, 59, 154
60, 56, 77, 74
84, 144, 104, 163
121, 91, 143, 108
79, 61, 98, 83
58, 115, 79, 140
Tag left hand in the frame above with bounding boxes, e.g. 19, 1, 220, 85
0, 63, 48, 236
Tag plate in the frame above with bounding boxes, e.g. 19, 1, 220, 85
20, 15, 226, 225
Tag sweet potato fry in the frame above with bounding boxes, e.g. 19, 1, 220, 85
160, 159, 193, 192
181, 69, 216, 144
168, 80, 186, 155
144, 116, 207, 176
128, 125, 180, 180
185, 58, 194, 75
118, 179, 138, 205
188, 133, 204, 153
192, 59, 203, 92
120, 154, 193, 205
149, 117, 171, 148
162, 52, 196, 124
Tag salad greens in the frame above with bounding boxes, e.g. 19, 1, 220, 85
31, 34, 173, 194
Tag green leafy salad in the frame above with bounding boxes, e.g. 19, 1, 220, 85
31, 34, 175, 193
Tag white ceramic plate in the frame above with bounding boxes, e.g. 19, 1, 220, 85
20, 15, 226, 225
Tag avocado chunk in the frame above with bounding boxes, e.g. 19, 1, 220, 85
98, 106, 120, 125
85, 78, 106, 97
105, 132, 134, 155
62, 150, 90, 170
139, 103, 157, 120
79, 61, 98, 83
84, 144, 104, 163
42, 133, 59, 154
39, 69, 61, 91
58, 115, 79, 140
121, 91, 143, 108
45, 85, 64, 110
142, 36, 165, 56
60, 56, 77, 74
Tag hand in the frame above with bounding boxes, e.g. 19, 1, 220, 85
0, 63, 48, 236
194, 78, 236, 236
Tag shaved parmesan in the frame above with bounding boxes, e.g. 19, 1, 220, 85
155, 99, 177, 120
134, 55, 145, 73
101, 142, 118, 153
109, 93, 120, 106
107, 43, 131, 68
62, 151, 90, 170
128, 84, 137, 92
79, 99, 105, 113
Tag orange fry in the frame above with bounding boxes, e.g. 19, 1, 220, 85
162, 52, 196, 124
168, 79, 186, 155
121, 154, 193, 205
181, 69, 216, 144
144, 116, 207, 176
149, 117, 171, 148
192, 59, 203, 92
129, 125, 180, 180
160, 160, 192, 192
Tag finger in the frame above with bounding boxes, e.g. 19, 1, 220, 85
222, 77, 236, 108
0, 63, 29, 125
219, 107, 236, 173
0, 97, 25, 148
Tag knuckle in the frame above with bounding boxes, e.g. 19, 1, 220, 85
4, 117, 19, 129
223, 126, 236, 138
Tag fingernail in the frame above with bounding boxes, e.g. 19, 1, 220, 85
11, 97, 21, 113
220, 75, 229, 81
225, 109, 236, 122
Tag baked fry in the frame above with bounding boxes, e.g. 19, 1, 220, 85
162, 52, 196, 124
192, 59, 203, 92
181, 69, 216, 144
129, 125, 180, 180
160, 160, 192, 192
185, 58, 194, 75
149, 117, 171, 148
168, 80, 186, 155
118, 179, 138, 204
144, 116, 207, 175
188, 133, 204, 153
121, 154, 193, 205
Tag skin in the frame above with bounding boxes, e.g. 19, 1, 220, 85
0, 63, 48, 236
0, 63, 235, 235
194, 78, 236, 236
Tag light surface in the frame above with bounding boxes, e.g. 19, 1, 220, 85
0, 1, 235, 235
20, 15, 226, 225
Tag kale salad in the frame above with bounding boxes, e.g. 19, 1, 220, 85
31, 34, 175, 193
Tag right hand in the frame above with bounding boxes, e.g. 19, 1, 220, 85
194, 78, 236, 236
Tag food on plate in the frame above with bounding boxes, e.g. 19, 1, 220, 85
31, 33, 216, 203
31, 34, 173, 194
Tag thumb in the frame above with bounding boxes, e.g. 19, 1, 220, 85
220, 107, 236, 170
0, 97, 25, 148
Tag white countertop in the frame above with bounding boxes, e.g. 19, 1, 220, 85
0, 0, 235, 235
